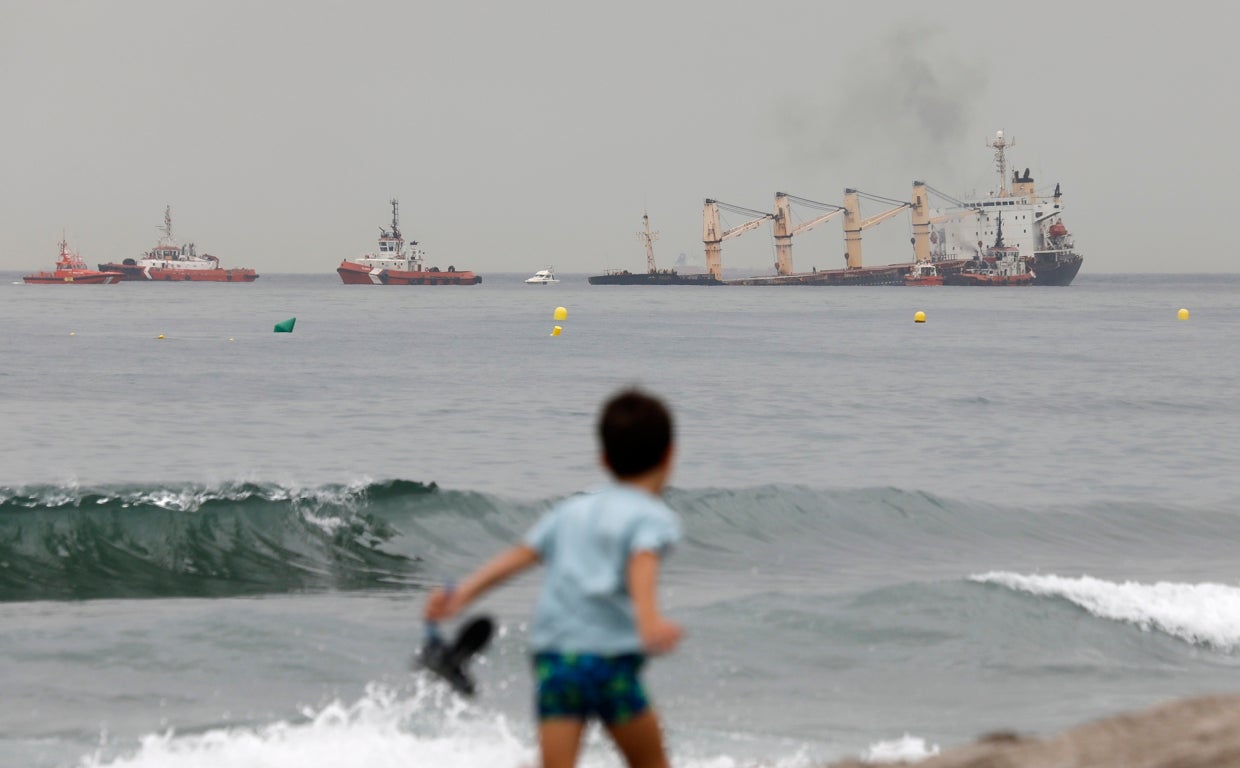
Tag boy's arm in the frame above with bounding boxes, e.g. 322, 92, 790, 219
628, 550, 683, 655
424, 544, 540, 620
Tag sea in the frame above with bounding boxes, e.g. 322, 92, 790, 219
2, 271, 1239, 768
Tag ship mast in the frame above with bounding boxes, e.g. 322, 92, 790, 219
637, 212, 660, 273
988, 130, 1015, 196
389, 198, 401, 239
162, 205, 173, 241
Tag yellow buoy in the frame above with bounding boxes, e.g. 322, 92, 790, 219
914, 311, 926, 323
69, 331, 76, 336
550, 325, 563, 337
553, 306, 568, 321
1177, 308, 1190, 321
157, 334, 165, 339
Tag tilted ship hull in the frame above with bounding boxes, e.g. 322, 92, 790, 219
1028, 253, 1084, 286
588, 270, 720, 285
588, 213, 723, 285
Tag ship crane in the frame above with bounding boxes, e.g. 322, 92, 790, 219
702, 199, 774, 280
912, 182, 982, 263
772, 193, 845, 275
637, 212, 660, 273
842, 189, 909, 269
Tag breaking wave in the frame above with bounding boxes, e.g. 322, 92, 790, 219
76, 682, 817, 768
971, 572, 1240, 650
4, 478, 1240, 603
0, 480, 443, 601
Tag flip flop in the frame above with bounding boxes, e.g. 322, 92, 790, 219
417, 615, 494, 697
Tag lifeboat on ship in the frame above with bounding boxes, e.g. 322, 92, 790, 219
337, 199, 481, 285
24, 238, 124, 284
97, 206, 259, 282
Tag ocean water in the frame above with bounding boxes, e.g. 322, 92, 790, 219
2, 272, 1239, 767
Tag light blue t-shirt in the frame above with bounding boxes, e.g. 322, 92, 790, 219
523, 483, 681, 655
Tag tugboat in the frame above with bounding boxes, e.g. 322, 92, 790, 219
525, 267, 559, 285
904, 261, 943, 286
25, 237, 124, 284
943, 215, 1033, 286
930, 130, 1083, 285
98, 207, 258, 282
337, 199, 480, 285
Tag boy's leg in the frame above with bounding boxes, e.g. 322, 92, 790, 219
539, 718, 586, 768
604, 710, 670, 768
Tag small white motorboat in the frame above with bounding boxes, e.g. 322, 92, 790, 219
524, 267, 559, 285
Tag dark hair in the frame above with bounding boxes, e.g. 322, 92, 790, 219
598, 389, 674, 478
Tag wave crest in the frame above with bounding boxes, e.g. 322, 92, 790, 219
971, 572, 1240, 650
0, 480, 439, 601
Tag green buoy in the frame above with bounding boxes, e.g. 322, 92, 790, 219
274, 317, 296, 333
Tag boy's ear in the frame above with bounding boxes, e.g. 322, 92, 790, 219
660, 444, 676, 469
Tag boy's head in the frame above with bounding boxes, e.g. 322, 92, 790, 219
598, 389, 674, 481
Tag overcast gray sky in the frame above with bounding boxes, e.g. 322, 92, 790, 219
1, 1, 1231, 274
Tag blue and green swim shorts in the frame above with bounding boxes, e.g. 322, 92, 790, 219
532, 652, 649, 725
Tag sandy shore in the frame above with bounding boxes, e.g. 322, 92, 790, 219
829, 695, 1240, 767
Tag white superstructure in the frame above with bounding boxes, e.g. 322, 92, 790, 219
525, 267, 559, 284
130, 206, 219, 270
352, 198, 428, 272
929, 131, 1076, 265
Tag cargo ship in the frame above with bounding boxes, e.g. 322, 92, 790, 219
25, 237, 124, 284
99, 207, 259, 282
711, 130, 1083, 286
927, 131, 1083, 286
337, 199, 480, 285
588, 213, 721, 285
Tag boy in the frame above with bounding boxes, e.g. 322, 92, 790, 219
424, 388, 683, 768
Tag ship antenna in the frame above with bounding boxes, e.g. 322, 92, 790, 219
163, 205, 173, 240
987, 130, 1015, 196
636, 211, 660, 273
390, 198, 400, 239
994, 212, 1005, 249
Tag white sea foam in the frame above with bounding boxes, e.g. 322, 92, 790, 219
78, 683, 532, 768
972, 572, 1240, 650
862, 734, 940, 763
77, 682, 816, 768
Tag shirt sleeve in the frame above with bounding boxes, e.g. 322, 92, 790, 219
629, 506, 681, 555
523, 508, 558, 557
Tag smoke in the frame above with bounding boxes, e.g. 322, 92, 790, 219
779, 22, 989, 190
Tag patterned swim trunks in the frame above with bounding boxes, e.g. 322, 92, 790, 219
532, 652, 649, 725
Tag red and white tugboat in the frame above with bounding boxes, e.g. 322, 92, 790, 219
943, 215, 1033, 287
98, 206, 259, 282
337, 199, 480, 285
24, 237, 124, 284
904, 262, 943, 286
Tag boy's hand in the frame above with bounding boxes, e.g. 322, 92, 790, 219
640, 616, 683, 655
424, 586, 461, 622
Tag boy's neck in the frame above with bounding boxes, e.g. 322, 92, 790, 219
615, 467, 669, 496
